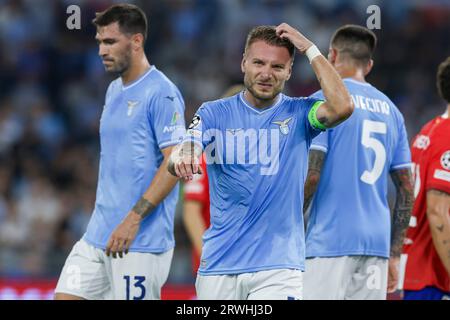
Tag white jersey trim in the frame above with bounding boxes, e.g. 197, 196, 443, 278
239, 92, 283, 115
159, 140, 181, 149
310, 145, 328, 153
122, 66, 155, 91
391, 163, 412, 170
343, 78, 372, 87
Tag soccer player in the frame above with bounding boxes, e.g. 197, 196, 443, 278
303, 25, 414, 300
183, 85, 245, 276
169, 24, 353, 300
54, 4, 185, 300
401, 57, 450, 300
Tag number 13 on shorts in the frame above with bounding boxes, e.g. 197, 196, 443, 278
123, 275, 147, 300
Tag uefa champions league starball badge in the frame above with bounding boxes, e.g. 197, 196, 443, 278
440, 150, 450, 170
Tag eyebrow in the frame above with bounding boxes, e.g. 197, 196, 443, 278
95, 37, 117, 43
252, 58, 285, 68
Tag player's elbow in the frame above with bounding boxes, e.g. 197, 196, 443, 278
325, 97, 354, 128
331, 86, 354, 120
337, 96, 354, 121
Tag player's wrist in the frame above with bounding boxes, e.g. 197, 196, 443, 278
305, 44, 322, 64
132, 197, 156, 220
127, 211, 143, 224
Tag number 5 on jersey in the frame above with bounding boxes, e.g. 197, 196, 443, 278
361, 120, 387, 185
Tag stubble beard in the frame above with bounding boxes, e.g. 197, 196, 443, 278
106, 45, 132, 75
244, 77, 282, 102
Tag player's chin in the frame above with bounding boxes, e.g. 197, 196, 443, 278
103, 65, 114, 72
254, 89, 277, 101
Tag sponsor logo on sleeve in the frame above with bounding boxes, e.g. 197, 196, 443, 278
171, 111, 180, 125
434, 169, 450, 182
413, 135, 430, 150
188, 115, 201, 130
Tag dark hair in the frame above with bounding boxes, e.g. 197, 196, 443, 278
331, 24, 377, 66
92, 4, 148, 43
245, 26, 295, 60
437, 57, 450, 103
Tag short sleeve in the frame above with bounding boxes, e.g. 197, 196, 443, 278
425, 145, 450, 194
148, 87, 186, 150
310, 131, 329, 153
303, 96, 326, 139
309, 89, 325, 101
390, 113, 412, 171
183, 103, 216, 149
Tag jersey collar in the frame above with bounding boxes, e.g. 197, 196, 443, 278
121, 65, 155, 91
343, 78, 372, 87
239, 91, 284, 115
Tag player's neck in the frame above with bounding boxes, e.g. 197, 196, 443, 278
244, 90, 279, 109
121, 55, 151, 86
337, 66, 367, 84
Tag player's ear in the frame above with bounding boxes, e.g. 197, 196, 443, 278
132, 33, 144, 51
364, 59, 374, 76
286, 61, 293, 81
241, 53, 246, 73
328, 47, 337, 65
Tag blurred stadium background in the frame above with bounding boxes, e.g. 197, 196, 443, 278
0, 0, 449, 299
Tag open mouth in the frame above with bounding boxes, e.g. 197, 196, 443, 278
256, 82, 273, 89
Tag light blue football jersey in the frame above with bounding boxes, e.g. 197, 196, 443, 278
185, 91, 324, 275
83, 66, 185, 253
306, 78, 411, 259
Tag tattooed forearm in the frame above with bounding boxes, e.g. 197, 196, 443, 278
427, 188, 450, 274
303, 149, 325, 214
132, 197, 156, 219
390, 168, 414, 257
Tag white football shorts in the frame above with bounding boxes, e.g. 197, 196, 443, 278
196, 268, 303, 300
304, 256, 388, 300
55, 239, 173, 300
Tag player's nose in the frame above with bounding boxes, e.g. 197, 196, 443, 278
258, 71, 272, 81
98, 44, 108, 57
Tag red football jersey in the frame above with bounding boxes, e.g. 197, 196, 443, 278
183, 154, 210, 274
402, 114, 450, 292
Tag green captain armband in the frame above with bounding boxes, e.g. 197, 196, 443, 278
308, 101, 327, 131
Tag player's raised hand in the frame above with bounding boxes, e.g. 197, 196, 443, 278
387, 256, 400, 293
275, 23, 314, 54
106, 211, 141, 258
168, 142, 202, 181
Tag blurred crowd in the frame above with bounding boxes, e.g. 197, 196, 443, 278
0, 0, 449, 283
